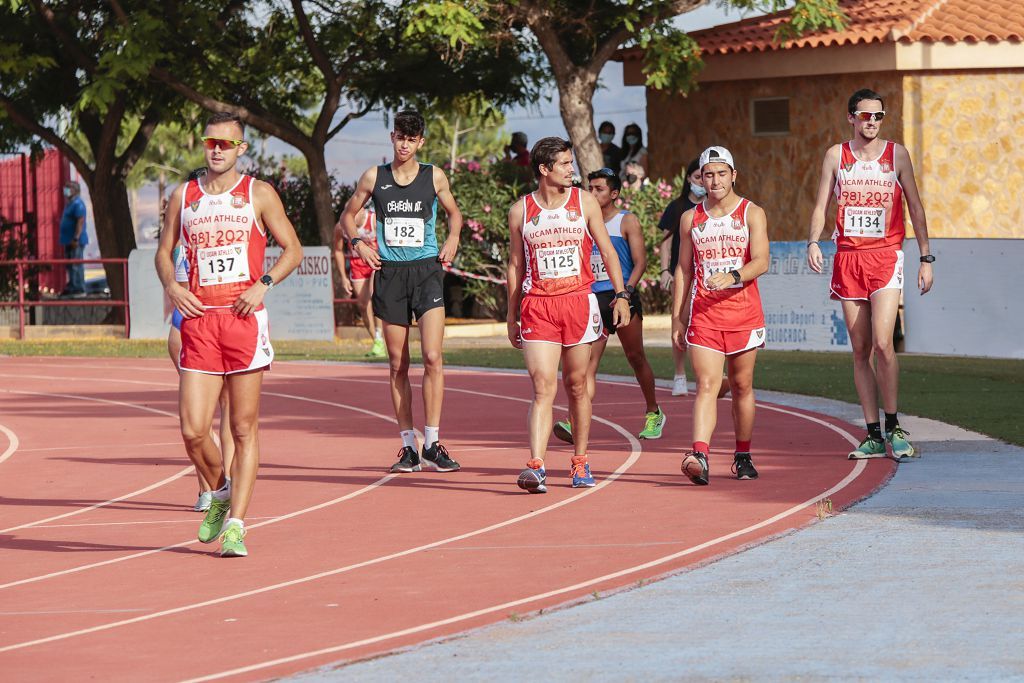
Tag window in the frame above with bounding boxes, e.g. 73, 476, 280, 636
751, 98, 790, 136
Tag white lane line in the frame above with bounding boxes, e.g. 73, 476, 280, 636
187, 459, 869, 683
0, 423, 19, 465
0, 388, 643, 654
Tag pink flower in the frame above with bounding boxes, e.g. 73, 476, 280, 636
467, 161, 481, 172
483, 204, 492, 213
467, 219, 483, 231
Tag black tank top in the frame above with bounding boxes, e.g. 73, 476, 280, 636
371, 163, 439, 262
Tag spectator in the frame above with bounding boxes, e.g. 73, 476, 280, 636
59, 180, 89, 298
619, 123, 649, 186
504, 131, 530, 167
598, 121, 623, 174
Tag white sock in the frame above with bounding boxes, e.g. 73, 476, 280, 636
374, 328, 383, 341
224, 517, 244, 530
674, 373, 687, 381
212, 480, 231, 501
424, 426, 439, 449
400, 429, 417, 450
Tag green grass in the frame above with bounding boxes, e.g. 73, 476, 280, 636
2, 340, 1021, 446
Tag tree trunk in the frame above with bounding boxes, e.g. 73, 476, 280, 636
305, 146, 336, 249
557, 73, 602, 179
89, 173, 137, 311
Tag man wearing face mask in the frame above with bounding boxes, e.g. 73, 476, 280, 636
598, 121, 623, 175
59, 181, 89, 298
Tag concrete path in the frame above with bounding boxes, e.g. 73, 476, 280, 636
291, 388, 1024, 682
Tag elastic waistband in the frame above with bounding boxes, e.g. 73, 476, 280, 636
196, 305, 265, 315
524, 289, 591, 300
836, 245, 902, 254
380, 256, 441, 269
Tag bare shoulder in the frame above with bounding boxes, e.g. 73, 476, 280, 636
579, 189, 601, 212
431, 164, 450, 186
824, 143, 843, 161
358, 165, 379, 190
250, 178, 282, 205
892, 142, 913, 163
745, 201, 767, 224
621, 211, 642, 231
508, 196, 524, 224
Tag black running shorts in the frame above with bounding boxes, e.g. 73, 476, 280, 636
594, 288, 643, 336
372, 257, 445, 326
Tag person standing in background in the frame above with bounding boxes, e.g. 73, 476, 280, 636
598, 121, 623, 175
619, 123, 648, 186
59, 181, 89, 298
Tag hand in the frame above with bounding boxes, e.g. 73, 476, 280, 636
807, 242, 824, 273
705, 272, 735, 291
671, 318, 687, 351
70, 238, 79, 249
507, 320, 522, 349
232, 282, 267, 317
918, 262, 933, 294
437, 236, 459, 265
611, 297, 631, 329
659, 270, 673, 290
166, 282, 205, 318
339, 277, 353, 298
355, 242, 381, 270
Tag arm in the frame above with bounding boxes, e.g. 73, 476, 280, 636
671, 209, 696, 350
705, 204, 770, 291
895, 144, 933, 294
332, 218, 353, 298
72, 210, 85, 245
506, 201, 526, 348
807, 144, 840, 273
434, 166, 463, 265
582, 192, 630, 328
341, 167, 380, 269
657, 202, 676, 288
155, 184, 204, 318
232, 179, 304, 316
620, 213, 646, 289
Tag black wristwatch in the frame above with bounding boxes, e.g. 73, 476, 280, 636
349, 237, 363, 250
613, 290, 631, 301
920, 255, 936, 263
625, 284, 636, 295
730, 269, 742, 285
259, 274, 275, 289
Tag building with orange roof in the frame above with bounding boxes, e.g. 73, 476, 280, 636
619, 0, 1024, 239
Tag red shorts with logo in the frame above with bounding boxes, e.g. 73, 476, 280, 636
350, 255, 374, 281
520, 291, 604, 347
830, 249, 904, 301
686, 326, 766, 355
179, 307, 274, 375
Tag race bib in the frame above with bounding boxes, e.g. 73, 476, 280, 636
702, 256, 743, 290
384, 217, 425, 247
590, 250, 609, 281
197, 244, 250, 287
537, 245, 580, 280
843, 206, 886, 238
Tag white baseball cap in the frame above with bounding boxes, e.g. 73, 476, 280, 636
699, 146, 735, 170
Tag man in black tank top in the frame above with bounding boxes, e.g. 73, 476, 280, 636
340, 110, 465, 474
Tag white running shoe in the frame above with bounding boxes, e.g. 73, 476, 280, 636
193, 491, 213, 512
672, 375, 689, 396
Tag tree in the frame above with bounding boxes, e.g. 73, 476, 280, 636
417, 95, 509, 167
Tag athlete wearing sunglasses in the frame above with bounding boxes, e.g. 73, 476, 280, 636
806, 87, 933, 463
200, 136, 245, 150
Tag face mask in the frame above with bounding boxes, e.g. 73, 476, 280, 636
690, 183, 706, 198
63, 187, 72, 198
625, 135, 639, 146
599, 133, 614, 144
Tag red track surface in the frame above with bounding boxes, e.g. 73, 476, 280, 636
0, 357, 895, 681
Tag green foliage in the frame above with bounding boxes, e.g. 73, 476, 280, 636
638, 26, 703, 94
418, 95, 509, 167
775, 0, 847, 41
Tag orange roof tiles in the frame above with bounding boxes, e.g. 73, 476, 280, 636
690, 0, 1024, 55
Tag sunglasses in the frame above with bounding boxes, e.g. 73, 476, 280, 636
201, 136, 245, 150
853, 110, 886, 122
588, 167, 617, 180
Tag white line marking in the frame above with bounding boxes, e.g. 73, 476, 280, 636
0, 423, 19, 465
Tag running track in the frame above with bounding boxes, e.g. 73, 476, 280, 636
0, 357, 895, 681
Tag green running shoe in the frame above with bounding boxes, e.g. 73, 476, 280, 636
197, 496, 230, 543
553, 420, 573, 444
887, 426, 917, 461
367, 338, 386, 358
848, 436, 886, 460
638, 408, 667, 440
219, 523, 248, 557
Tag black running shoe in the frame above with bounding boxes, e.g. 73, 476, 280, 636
732, 452, 759, 480
681, 450, 709, 486
389, 446, 421, 473
422, 442, 461, 472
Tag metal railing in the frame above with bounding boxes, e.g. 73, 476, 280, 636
0, 258, 130, 338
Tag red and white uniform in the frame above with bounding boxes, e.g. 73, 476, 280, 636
830, 140, 906, 300
178, 174, 273, 374
519, 187, 603, 346
349, 208, 377, 281
686, 197, 766, 355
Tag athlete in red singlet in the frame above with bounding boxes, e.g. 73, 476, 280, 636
671, 146, 769, 485
333, 205, 384, 357
506, 137, 631, 493
155, 111, 303, 557
808, 88, 933, 461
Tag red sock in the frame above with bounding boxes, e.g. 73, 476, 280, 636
736, 440, 751, 453
693, 441, 709, 455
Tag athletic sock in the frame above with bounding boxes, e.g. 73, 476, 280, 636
424, 426, 439, 449
224, 517, 244, 530
693, 441, 710, 455
674, 373, 687, 381
866, 422, 883, 441
400, 429, 417, 450
211, 480, 230, 501
736, 440, 751, 453
374, 328, 383, 341
884, 412, 899, 433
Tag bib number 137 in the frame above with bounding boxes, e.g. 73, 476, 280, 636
197, 244, 250, 287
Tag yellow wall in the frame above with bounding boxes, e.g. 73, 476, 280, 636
902, 70, 1024, 238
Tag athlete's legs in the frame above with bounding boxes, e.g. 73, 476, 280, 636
524, 342, 563, 461
584, 336, 609, 402
562, 343, 593, 459
218, 384, 234, 478
726, 349, 757, 442
869, 289, 901, 415
673, 289, 690, 378
616, 316, 659, 413
225, 369, 263, 521
178, 371, 227, 490
842, 299, 879, 424
690, 346, 727, 443
417, 306, 445, 427
352, 278, 376, 339
383, 321, 414, 430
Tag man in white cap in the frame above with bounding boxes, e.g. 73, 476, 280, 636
671, 146, 770, 485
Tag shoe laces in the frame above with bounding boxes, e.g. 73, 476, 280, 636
644, 411, 661, 430
889, 426, 910, 439
570, 456, 589, 478
222, 525, 245, 542
431, 443, 449, 460
397, 445, 416, 461
526, 458, 544, 471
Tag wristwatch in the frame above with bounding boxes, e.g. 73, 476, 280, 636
730, 269, 742, 285
625, 284, 636, 295
920, 255, 936, 263
259, 274, 275, 289
349, 237, 363, 250
613, 290, 631, 301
